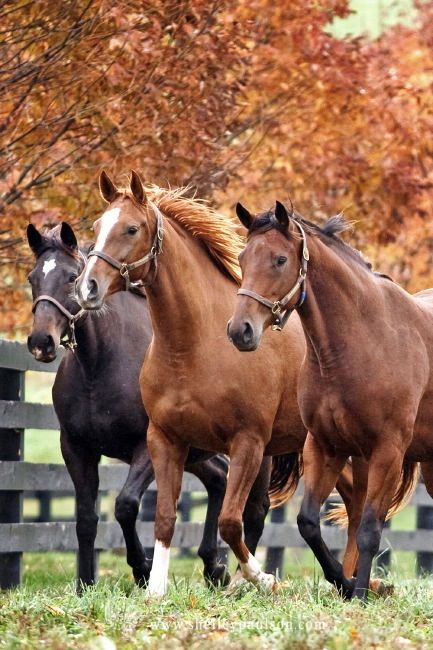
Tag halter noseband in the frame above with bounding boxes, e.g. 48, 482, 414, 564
32, 296, 85, 351
237, 220, 309, 331
87, 202, 164, 290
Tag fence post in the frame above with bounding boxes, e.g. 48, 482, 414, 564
265, 505, 285, 576
416, 504, 433, 575
0, 367, 24, 588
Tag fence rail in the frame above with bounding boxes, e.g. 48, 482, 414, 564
1, 337, 433, 588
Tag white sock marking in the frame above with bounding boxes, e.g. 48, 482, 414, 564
42, 258, 56, 277
240, 553, 276, 590
146, 539, 170, 597
80, 207, 120, 300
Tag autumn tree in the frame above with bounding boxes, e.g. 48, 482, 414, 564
2, 0, 433, 335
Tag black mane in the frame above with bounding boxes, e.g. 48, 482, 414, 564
249, 207, 379, 277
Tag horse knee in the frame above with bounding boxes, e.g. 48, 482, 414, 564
76, 511, 98, 543
297, 507, 320, 545
219, 517, 242, 547
357, 508, 382, 557
115, 493, 139, 526
154, 514, 177, 546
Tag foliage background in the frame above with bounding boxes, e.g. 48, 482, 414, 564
1, 0, 433, 335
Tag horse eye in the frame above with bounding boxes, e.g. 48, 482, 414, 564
69, 274, 77, 283
127, 226, 139, 235
276, 256, 287, 267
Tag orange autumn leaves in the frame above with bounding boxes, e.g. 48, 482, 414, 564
1, 1, 433, 333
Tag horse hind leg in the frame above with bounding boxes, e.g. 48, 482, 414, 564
297, 433, 354, 598
114, 439, 155, 586
188, 454, 231, 587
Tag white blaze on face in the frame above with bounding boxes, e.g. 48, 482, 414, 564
42, 258, 56, 277
146, 540, 170, 598
80, 206, 121, 301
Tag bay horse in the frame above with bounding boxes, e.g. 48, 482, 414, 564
27, 222, 272, 592
74, 170, 355, 597
228, 200, 424, 600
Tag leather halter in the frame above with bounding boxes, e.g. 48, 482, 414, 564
87, 202, 164, 290
31, 250, 87, 351
237, 219, 309, 331
32, 295, 85, 351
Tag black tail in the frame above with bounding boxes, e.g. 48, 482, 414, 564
268, 452, 303, 509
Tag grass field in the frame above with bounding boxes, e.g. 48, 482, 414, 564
1, 552, 433, 649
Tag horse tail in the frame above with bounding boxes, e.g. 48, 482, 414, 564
324, 458, 420, 528
385, 458, 420, 521
268, 452, 303, 509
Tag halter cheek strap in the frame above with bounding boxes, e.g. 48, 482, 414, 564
237, 220, 309, 331
87, 202, 164, 290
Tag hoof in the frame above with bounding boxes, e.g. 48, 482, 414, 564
133, 561, 152, 587
225, 570, 249, 595
255, 571, 277, 592
334, 577, 355, 600
369, 578, 394, 597
204, 563, 231, 588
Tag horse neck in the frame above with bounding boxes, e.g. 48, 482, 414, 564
297, 236, 380, 372
144, 218, 235, 354
73, 308, 117, 371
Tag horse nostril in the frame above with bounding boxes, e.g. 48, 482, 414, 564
87, 278, 98, 299
243, 321, 254, 344
45, 334, 54, 353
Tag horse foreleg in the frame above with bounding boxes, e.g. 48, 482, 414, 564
115, 439, 155, 586
188, 455, 230, 587
338, 457, 367, 580
146, 423, 189, 597
60, 430, 99, 594
218, 434, 274, 590
297, 433, 354, 598
353, 444, 405, 601
243, 456, 272, 555
226, 455, 272, 592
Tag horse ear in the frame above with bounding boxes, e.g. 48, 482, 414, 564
274, 201, 289, 228
236, 203, 253, 230
27, 224, 43, 255
130, 169, 147, 204
60, 222, 77, 250
99, 170, 118, 203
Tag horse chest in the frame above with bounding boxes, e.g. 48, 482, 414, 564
299, 382, 371, 455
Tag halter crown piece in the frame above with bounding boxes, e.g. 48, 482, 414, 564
237, 219, 309, 331
87, 202, 164, 291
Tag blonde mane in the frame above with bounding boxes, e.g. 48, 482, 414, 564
121, 185, 244, 284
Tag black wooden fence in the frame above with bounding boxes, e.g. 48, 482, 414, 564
0, 338, 433, 588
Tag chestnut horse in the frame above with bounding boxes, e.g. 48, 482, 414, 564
26, 222, 272, 591
228, 201, 424, 600
74, 171, 357, 597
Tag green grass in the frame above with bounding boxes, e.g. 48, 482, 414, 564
1, 552, 433, 649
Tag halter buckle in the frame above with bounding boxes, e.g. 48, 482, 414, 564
119, 263, 129, 278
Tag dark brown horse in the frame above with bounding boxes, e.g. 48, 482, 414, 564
27, 222, 273, 592
74, 171, 356, 597
228, 201, 424, 600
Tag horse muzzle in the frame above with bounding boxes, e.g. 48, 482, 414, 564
27, 332, 57, 362
226, 318, 261, 352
